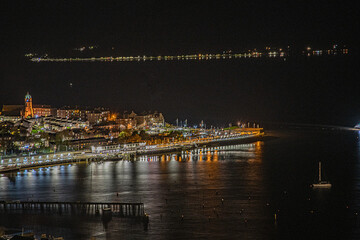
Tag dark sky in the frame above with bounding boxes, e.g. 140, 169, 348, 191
1, 1, 359, 126
2, 1, 358, 53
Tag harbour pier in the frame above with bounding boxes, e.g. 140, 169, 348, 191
0, 201, 145, 218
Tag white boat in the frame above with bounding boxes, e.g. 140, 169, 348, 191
311, 161, 331, 188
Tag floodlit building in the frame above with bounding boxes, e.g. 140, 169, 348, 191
24, 92, 34, 118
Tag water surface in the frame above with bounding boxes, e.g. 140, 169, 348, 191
1, 129, 360, 239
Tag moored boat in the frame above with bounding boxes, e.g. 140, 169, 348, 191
311, 161, 331, 188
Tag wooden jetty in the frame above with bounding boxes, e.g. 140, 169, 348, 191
0, 201, 145, 218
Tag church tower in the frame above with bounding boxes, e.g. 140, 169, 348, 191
24, 92, 34, 118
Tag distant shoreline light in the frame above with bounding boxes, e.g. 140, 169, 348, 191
29, 48, 349, 63
30, 52, 274, 62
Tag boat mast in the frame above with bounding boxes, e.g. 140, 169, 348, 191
318, 161, 322, 182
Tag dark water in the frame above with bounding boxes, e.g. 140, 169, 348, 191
2, 56, 359, 126
1, 129, 360, 239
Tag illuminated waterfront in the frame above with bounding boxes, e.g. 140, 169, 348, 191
0, 132, 262, 173
1, 129, 360, 239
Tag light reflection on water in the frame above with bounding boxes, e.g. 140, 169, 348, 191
1, 131, 360, 239
0, 142, 264, 239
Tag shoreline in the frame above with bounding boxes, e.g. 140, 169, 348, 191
0, 134, 268, 174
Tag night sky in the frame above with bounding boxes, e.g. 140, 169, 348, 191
1, 1, 359, 126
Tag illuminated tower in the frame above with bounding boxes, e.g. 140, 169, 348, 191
24, 92, 34, 118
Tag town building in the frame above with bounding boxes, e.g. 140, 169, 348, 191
13, 119, 34, 136
56, 106, 89, 120
86, 109, 110, 124
24, 92, 34, 118
42, 117, 89, 132
33, 105, 57, 117
115, 118, 136, 130
0, 115, 22, 123
1, 105, 23, 121
123, 111, 165, 129
1, 92, 56, 120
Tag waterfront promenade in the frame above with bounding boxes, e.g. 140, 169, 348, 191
0, 131, 263, 173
